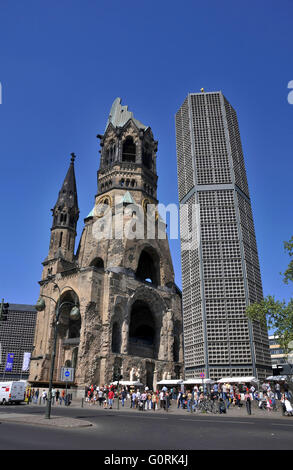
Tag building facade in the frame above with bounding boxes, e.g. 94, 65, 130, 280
29, 98, 184, 393
0, 303, 37, 381
175, 91, 271, 381
269, 335, 287, 366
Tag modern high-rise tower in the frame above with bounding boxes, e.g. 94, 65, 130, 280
175, 91, 271, 381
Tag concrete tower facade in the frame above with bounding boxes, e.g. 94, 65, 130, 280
29, 99, 184, 393
175, 91, 271, 381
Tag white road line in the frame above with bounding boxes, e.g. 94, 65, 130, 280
271, 423, 293, 428
115, 414, 168, 420
179, 418, 254, 425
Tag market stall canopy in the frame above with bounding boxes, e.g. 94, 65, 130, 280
266, 375, 288, 381
217, 376, 258, 384
111, 381, 143, 386
156, 380, 184, 385
183, 378, 214, 385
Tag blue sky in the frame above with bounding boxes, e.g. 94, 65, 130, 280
0, 0, 292, 307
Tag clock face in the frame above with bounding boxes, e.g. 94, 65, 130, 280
95, 195, 112, 218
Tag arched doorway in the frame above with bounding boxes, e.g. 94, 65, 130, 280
145, 362, 155, 390
56, 290, 81, 380
128, 300, 157, 359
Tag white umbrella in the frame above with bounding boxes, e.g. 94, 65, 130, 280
183, 378, 214, 385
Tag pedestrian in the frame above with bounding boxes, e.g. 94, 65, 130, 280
245, 391, 251, 415
42, 390, 47, 405
65, 392, 71, 406
121, 389, 126, 407
152, 392, 157, 411
164, 391, 170, 411
56, 389, 60, 404
187, 391, 193, 412
98, 389, 103, 406
159, 390, 164, 409
275, 382, 281, 400
131, 391, 136, 409
218, 398, 226, 414
281, 394, 293, 416
177, 391, 182, 408
250, 385, 256, 400
108, 389, 114, 409
141, 391, 147, 410
51, 388, 56, 405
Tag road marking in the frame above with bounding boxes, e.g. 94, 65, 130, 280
179, 418, 255, 425
271, 423, 293, 428
115, 414, 168, 420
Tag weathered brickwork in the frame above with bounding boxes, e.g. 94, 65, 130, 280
29, 99, 184, 394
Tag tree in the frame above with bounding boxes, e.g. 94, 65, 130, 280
246, 236, 293, 352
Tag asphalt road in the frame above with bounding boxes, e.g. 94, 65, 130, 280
1, 404, 293, 450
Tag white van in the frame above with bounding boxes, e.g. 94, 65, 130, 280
0, 381, 26, 405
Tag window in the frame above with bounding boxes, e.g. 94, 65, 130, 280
122, 137, 136, 163
136, 249, 160, 286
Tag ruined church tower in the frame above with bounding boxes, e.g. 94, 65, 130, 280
29, 99, 184, 394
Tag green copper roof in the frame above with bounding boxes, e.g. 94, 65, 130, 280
86, 206, 95, 218
122, 191, 134, 204
105, 98, 147, 132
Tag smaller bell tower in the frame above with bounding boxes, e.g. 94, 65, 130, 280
45, 154, 79, 276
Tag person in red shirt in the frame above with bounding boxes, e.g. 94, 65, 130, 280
108, 390, 114, 409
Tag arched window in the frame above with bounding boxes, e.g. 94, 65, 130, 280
72, 348, 78, 369
112, 322, 121, 353
90, 257, 104, 269
173, 336, 179, 362
142, 143, 152, 169
57, 290, 81, 341
122, 137, 136, 163
59, 232, 63, 247
136, 249, 160, 286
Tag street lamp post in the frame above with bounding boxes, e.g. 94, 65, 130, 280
35, 283, 80, 419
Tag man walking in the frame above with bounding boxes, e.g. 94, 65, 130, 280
245, 391, 252, 415
108, 389, 114, 409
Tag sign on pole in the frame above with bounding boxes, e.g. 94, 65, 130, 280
5, 353, 15, 372
60, 367, 74, 382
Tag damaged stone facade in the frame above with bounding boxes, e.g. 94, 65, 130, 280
29, 98, 184, 395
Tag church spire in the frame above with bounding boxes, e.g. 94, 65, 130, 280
52, 153, 78, 227
48, 154, 79, 262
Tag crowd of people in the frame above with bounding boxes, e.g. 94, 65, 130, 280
85, 384, 172, 410
25, 380, 293, 416
84, 380, 293, 416
25, 388, 72, 406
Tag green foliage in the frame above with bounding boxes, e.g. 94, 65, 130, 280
283, 236, 293, 285
246, 236, 293, 351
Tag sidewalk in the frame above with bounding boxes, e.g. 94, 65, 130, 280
0, 412, 93, 428
61, 399, 289, 420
